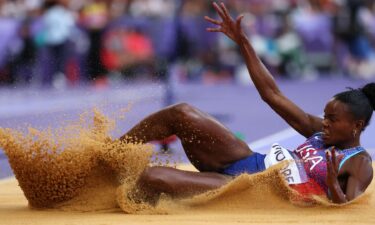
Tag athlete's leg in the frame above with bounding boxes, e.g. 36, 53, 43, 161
121, 103, 252, 172
135, 166, 231, 204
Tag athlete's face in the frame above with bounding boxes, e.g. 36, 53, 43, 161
322, 99, 360, 149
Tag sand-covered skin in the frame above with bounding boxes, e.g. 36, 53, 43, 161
0, 110, 374, 224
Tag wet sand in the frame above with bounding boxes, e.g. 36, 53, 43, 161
0, 163, 374, 225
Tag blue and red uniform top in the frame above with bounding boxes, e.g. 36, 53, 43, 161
221, 132, 368, 198
290, 132, 366, 196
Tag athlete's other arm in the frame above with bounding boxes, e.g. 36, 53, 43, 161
326, 148, 373, 203
205, 2, 322, 138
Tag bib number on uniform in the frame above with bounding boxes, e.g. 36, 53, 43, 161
264, 143, 305, 185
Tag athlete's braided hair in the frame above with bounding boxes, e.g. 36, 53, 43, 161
334, 82, 375, 130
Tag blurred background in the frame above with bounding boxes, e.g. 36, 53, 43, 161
0, 0, 375, 178
0, 0, 375, 87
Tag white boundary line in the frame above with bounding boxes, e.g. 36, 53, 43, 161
248, 128, 298, 150
248, 114, 325, 150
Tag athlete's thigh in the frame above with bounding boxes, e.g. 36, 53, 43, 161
174, 105, 252, 172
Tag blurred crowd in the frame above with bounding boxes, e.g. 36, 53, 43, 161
0, 0, 375, 88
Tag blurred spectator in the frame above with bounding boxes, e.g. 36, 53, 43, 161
38, 0, 75, 87
8, 19, 37, 85
108, 0, 131, 19
1, 0, 375, 88
0, 0, 42, 19
79, 0, 109, 86
0, 13, 18, 84
292, 0, 334, 75
180, 0, 208, 17
332, 0, 375, 78
177, 0, 229, 83
101, 27, 155, 79
129, 0, 177, 18
275, 13, 305, 77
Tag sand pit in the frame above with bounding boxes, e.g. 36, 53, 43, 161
0, 163, 374, 225
0, 110, 374, 224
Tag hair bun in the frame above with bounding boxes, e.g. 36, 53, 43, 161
361, 82, 375, 110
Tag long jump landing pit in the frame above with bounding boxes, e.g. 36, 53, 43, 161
0, 163, 374, 225
0, 111, 374, 225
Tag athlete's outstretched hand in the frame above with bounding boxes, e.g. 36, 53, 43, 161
205, 2, 246, 45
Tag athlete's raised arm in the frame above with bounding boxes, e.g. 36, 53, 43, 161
205, 2, 322, 138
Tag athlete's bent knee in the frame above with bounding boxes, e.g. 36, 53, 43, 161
170, 103, 198, 118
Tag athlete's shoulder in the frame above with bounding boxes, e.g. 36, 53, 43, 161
342, 150, 373, 180
357, 150, 372, 160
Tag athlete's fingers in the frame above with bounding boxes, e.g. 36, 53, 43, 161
326, 150, 338, 179
219, 2, 232, 21
212, 2, 226, 20
206, 27, 222, 33
204, 16, 221, 25
236, 15, 244, 31
325, 151, 332, 169
325, 150, 331, 159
